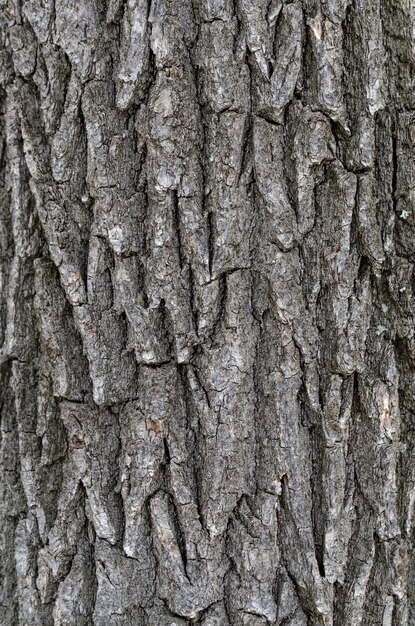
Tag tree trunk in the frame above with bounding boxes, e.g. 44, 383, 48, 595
1, 1, 414, 624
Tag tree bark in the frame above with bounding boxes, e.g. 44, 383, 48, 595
1, 1, 414, 624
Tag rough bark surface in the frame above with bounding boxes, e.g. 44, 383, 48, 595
1, 1, 415, 624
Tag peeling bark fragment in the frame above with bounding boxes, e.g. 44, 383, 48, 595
287, 102, 335, 239
206, 112, 253, 276
195, 15, 250, 113
150, 489, 228, 619
395, 112, 415, 262
116, 0, 151, 109
252, 2, 303, 123
306, 8, 347, 126
193, 271, 258, 536
226, 496, 279, 623
119, 367, 172, 557
54, 0, 102, 80
253, 117, 297, 250
9, 22, 37, 78
320, 0, 351, 24
356, 372, 400, 540
356, 173, 385, 268
36, 481, 87, 606
23, 0, 55, 44
34, 258, 89, 400
114, 256, 172, 364
93, 539, 153, 625
60, 401, 123, 544
320, 375, 355, 585
315, 162, 359, 376
53, 547, 96, 626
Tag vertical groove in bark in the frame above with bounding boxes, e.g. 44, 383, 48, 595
1, 0, 414, 624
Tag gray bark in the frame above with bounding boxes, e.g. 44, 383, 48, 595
1, 1, 414, 624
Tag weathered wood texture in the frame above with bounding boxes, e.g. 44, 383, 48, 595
1, 1, 415, 624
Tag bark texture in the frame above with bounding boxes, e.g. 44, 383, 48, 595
1, 1, 415, 624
